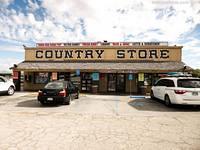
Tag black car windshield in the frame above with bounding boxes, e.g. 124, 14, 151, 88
44, 82, 64, 89
177, 79, 200, 88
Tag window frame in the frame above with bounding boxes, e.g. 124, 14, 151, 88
34, 72, 50, 84
154, 79, 175, 87
0, 77, 5, 82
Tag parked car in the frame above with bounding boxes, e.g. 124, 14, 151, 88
37, 80, 79, 105
151, 77, 200, 106
0, 76, 15, 95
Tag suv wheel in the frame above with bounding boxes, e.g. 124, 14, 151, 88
8, 86, 15, 95
165, 95, 171, 107
150, 90, 155, 100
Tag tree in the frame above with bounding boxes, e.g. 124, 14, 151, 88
192, 69, 200, 77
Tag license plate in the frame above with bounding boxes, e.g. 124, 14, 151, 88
47, 97, 53, 101
192, 92, 198, 96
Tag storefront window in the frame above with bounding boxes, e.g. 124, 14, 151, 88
144, 74, 152, 86
81, 73, 92, 92
71, 72, 81, 88
34, 73, 49, 84
57, 72, 70, 81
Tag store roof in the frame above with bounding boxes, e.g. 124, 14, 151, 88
13, 61, 191, 73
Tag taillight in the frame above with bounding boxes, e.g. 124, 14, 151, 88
59, 89, 66, 97
174, 90, 187, 94
38, 90, 43, 96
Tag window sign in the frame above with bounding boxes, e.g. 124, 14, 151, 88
138, 73, 144, 81
76, 69, 80, 76
52, 72, 57, 80
35, 73, 49, 84
128, 74, 133, 80
13, 71, 19, 79
92, 73, 99, 81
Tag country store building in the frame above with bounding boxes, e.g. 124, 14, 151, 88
12, 41, 190, 94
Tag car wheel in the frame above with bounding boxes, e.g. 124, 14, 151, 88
63, 95, 71, 105
40, 101, 45, 105
7, 86, 15, 95
165, 95, 171, 107
150, 90, 155, 100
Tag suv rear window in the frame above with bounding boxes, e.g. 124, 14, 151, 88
44, 82, 64, 89
155, 79, 175, 87
177, 79, 200, 88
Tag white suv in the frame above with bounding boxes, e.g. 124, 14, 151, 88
0, 76, 15, 95
151, 77, 200, 106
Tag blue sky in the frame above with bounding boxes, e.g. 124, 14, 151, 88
0, 0, 200, 71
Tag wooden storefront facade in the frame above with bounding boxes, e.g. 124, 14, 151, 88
12, 42, 188, 94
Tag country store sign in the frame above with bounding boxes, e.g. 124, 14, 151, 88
25, 47, 181, 61
25, 48, 181, 61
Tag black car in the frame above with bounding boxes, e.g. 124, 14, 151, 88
37, 80, 79, 105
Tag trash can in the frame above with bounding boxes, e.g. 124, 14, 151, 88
139, 86, 146, 95
92, 85, 98, 94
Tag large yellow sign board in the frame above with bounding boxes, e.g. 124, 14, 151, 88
25, 47, 181, 61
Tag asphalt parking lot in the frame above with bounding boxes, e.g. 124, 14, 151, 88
0, 92, 200, 150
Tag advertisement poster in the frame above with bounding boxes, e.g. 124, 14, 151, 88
52, 72, 57, 80
128, 74, 133, 80
138, 73, 144, 81
13, 71, 19, 79
92, 73, 99, 81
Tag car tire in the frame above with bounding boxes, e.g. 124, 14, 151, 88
7, 86, 15, 95
150, 90, 155, 100
63, 95, 71, 105
165, 95, 171, 107
67, 95, 71, 105
40, 101, 45, 105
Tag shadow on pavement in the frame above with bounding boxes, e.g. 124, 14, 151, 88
16, 99, 60, 108
0, 93, 8, 96
128, 98, 200, 112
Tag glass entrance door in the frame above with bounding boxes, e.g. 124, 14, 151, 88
108, 74, 116, 92
107, 74, 125, 93
116, 74, 125, 93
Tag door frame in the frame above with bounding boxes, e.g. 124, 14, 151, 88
107, 73, 126, 93
116, 73, 125, 93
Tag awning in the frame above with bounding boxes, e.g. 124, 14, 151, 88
13, 61, 190, 73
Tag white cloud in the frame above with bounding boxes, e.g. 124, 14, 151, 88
0, 44, 23, 52
0, 0, 200, 68
0, 0, 13, 7
0, 57, 22, 72
183, 54, 200, 69
0, 38, 33, 52
0, 0, 199, 43
27, 0, 40, 12
181, 38, 200, 69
